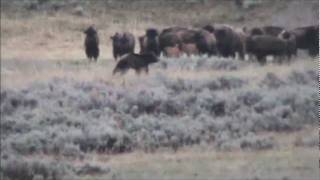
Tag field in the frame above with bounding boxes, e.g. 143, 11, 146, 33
0, 0, 319, 180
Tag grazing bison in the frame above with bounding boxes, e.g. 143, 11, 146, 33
205, 24, 245, 60
112, 53, 159, 75
111, 32, 135, 61
278, 30, 297, 60
138, 28, 160, 56
249, 26, 285, 36
246, 35, 288, 64
84, 26, 99, 62
291, 25, 319, 57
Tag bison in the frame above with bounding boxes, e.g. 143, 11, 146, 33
138, 28, 160, 56
159, 27, 217, 57
291, 25, 319, 57
163, 44, 181, 58
205, 24, 245, 60
278, 30, 297, 60
179, 43, 199, 56
111, 32, 135, 61
246, 35, 288, 64
84, 26, 99, 62
112, 53, 159, 75
248, 26, 285, 36
194, 29, 218, 56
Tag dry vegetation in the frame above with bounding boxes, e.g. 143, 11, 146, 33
0, 0, 318, 180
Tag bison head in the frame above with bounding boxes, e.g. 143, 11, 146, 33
84, 26, 97, 36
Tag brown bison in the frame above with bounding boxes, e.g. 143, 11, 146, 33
248, 26, 285, 36
278, 30, 297, 59
204, 24, 245, 60
291, 25, 319, 57
194, 29, 218, 56
111, 32, 135, 61
159, 27, 193, 56
180, 43, 199, 56
84, 26, 99, 62
246, 35, 288, 64
112, 53, 159, 75
163, 45, 181, 58
159, 27, 217, 57
138, 28, 160, 56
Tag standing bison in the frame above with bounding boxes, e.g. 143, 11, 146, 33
84, 26, 99, 62
246, 35, 288, 64
113, 53, 159, 75
291, 25, 319, 57
204, 24, 245, 60
159, 27, 217, 57
278, 30, 297, 60
194, 29, 218, 56
138, 28, 160, 56
111, 32, 135, 61
248, 26, 285, 36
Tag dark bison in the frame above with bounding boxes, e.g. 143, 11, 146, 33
111, 32, 135, 61
204, 24, 245, 60
112, 53, 159, 75
138, 28, 160, 56
248, 26, 285, 36
194, 29, 218, 56
159, 27, 217, 57
246, 35, 288, 64
84, 26, 99, 62
291, 25, 319, 57
278, 30, 297, 59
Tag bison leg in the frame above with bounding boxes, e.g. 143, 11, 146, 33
308, 47, 318, 57
144, 66, 149, 74
238, 46, 245, 60
257, 55, 266, 65
135, 68, 142, 75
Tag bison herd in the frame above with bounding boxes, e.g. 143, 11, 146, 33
84, 24, 319, 74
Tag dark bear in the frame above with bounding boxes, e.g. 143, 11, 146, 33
112, 53, 159, 75
278, 30, 297, 60
246, 35, 287, 64
291, 25, 319, 57
84, 26, 99, 62
139, 28, 160, 56
111, 32, 135, 61
206, 24, 245, 60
